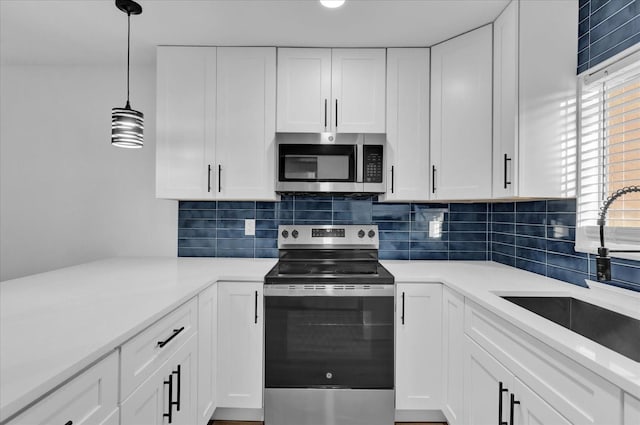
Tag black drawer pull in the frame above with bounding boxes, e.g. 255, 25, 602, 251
172, 365, 181, 411
64, 422, 73, 425
503, 154, 512, 189
163, 375, 173, 423
254, 290, 259, 324
498, 381, 508, 425
157, 327, 185, 348
509, 393, 520, 425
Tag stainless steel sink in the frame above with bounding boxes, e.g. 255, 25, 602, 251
501, 296, 640, 362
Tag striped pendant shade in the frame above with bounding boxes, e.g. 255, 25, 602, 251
112, 105, 144, 148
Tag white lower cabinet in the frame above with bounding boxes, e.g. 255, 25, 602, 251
464, 337, 570, 425
197, 283, 218, 424
217, 281, 263, 410
395, 283, 442, 412
121, 334, 198, 425
441, 286, 464, 425
6, 351, 119, 425
624, 393, 640, 425
464, 300, 621, 425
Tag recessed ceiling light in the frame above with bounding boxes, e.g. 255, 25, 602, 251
320, 0, 345, 9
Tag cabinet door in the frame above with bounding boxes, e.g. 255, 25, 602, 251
624, 393, 640, 425
121, 363, 171, 425
430, 25, 493, 200
122, 335, 198, 425
277, 48, 332, 132
331, 49, 386, 133
6, 352, 118, 425
512, 377, 572, 425
493, 0, 518, 198
197, 284, 217, 425
395, 283, 442, 410
216, 47, 276, 200
464, 336, 512, 425
517, 0, 577, 198
156, 46, 216, 199
383, 48, 430, 202
217, 281, 264, 409
442, 287, 464, 425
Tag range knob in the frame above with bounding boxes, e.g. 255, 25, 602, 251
281, 230, 289, 239
368, 229, 376, 238
358, 229, 365, 238
292, 229, 299, 239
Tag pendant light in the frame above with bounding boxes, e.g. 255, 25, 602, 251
320, 0, 345, 8
111, 0, 144, 148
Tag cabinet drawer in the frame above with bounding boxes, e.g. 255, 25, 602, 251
121, 297, 197, 400
7, 351, 118, 425
464, 300, 620, 425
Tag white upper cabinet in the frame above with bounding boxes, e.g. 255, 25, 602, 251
216, 47, 276, 200
381, 48, 430, 202
156, 47, 276, 200
430, 25, 493, 200
332, 49, 386, 133
276, 48, 331, 132
493, 0, 578, 198
156, 47, 216, 200
277, 48, 386, 133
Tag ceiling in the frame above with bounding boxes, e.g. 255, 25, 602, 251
0, 0, 509, 66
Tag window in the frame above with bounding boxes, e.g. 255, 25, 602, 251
577, 48, 640, 259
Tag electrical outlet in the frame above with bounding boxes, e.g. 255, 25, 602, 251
245, 219, 255, 236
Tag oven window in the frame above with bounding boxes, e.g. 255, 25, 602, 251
265, 296, 394, 389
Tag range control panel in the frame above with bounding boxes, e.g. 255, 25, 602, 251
278, 225, 379, 249
363, 145, 383, 183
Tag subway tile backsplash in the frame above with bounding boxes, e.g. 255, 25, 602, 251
178, 196, 640, 292
577, 0, 640, 74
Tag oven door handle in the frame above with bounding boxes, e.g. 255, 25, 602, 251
263, 284, 395, 297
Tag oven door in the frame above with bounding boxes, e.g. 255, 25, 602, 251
264, 284, 394, 389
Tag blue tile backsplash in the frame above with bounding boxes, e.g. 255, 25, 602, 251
577, 0, 640, 73
178, 197, 640, 292
179, 196, 488, 261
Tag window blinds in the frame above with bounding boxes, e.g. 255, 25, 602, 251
577, 50, 640, 257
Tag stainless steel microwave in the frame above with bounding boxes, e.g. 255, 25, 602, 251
275, 133, 385, 193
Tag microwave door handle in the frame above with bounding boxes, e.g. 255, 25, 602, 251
356, 144, 363, 183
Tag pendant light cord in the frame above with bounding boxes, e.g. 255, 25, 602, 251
126, 11, 131, 108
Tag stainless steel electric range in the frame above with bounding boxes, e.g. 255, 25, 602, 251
263, 225, 395, 425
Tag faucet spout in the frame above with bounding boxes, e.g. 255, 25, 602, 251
596, 185, 640, 281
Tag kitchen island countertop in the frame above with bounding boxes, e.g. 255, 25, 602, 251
1, 257, 638, 422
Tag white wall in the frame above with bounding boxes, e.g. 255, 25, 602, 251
0, 64, 177, 281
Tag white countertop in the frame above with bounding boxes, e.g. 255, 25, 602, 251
1, 258, 638, 422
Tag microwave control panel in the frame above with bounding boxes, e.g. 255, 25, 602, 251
363, 145, 383, 183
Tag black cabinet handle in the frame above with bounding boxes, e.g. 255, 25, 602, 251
432, 165, 437, 194
64, 422, 73, 425
172, 365, 181, 412
335, 99, 338, 128
391, 165, 395, 193
401, 292, 405, 325
498, 381, 509, 425
157, 327, 185, 348
503, 154, 512, 189
509, 393, 520, 425
207, 164, 212, 193
254, 290, 259, 324
324, 99, 328, 129
163, 375, 173, 423
218, 164, 222, 193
